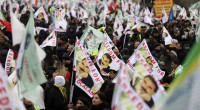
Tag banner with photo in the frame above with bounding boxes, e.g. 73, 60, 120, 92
34, 5, 49, 23
112, 63, 151, 110
80, 26, 105, 54
40, 30, 56, 48
54, 9, 67, 32
96, 36, 121, 76
127, 40, 165, 80
73, 37, 104, 97
5, 49, 14, 75
128, 51, 166, 107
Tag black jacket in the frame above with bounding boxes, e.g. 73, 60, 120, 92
45, 86, 67, 110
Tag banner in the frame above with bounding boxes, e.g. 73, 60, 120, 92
113, 15, 124, 39
96, 36, 121, 76
162, 26, 173, 45
80, 26, 105, 54
40, 30, 56, 48
112, 63, 151, 110
73, 37, 104, 97
55, 9, 67, 32
153, 0, 173, 18
5, 49, 14, 75
0, 64, 26, 110
128, 51, 166, 107
34, 5, 49, 23
127, 39, 165, 80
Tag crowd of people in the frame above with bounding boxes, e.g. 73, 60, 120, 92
0, 0, 198, 110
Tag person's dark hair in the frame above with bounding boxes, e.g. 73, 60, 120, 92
110, 69, 118, 74
62, 53, 71, 60
76, 97, 91, 107
68, 106, 78, 110
93, 92, 107, 105
172, 60, 180, 65
144, 75, 158, 93
0, 49, 8, 68
77, 105, 90, 110
103, 53, 112, 63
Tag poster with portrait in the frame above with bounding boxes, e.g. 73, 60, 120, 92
34, 5, 49, 23
127, 39, 165, 80
54, 9, 67, 32
96, 37, 121, 76
162, 26, 173, 45
73, 37, 104, 97
127, 51, 166, 108
80, 26, 105, 54
112, 63, 150, 110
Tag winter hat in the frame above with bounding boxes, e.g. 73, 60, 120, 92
55, 76, 65, 87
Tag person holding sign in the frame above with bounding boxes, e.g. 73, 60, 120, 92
76, 58, 94, 89
133, 75, 158, 107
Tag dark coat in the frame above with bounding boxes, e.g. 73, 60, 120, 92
45, 86, 68, 110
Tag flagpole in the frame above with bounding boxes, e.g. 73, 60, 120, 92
123, 34, 127, 50
69, 70, 75, 104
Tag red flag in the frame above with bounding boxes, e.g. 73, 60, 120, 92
109, 0, 118, 14
0, 19, 12, 31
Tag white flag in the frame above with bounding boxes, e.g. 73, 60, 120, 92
40, 31, 57, 48
162, 6, 168, 24
10, 6, 25, 46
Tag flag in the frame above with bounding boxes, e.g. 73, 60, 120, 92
113, 15, 124, 39
40, 30, 56, 48
96, 36, 121, 76
34, 5, 49, 23
15, 9, 47, 104
162, 26, 173, 45
177, 7, 187, 20
80, 26, 105, 54
144, 15, 153, 25
109, 0, 118, 14
127, 40, 165, 80
10, 7, 25, 46
73, 37, 104, 97
126, 51, 166, 107
168, 7, 174, 21
0, 19, 11, 31
112, 62, 151, 110
154, 32, 200, 110
0, 63, 26, 110
55, 9, 67, 32
5, 49, 14, 75
0, 10, 6, 21
162, 6, 168, 24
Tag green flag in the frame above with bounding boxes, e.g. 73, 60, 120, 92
16, 9, 47, 104
80, 26, 105, 54
154, 34, 200, 110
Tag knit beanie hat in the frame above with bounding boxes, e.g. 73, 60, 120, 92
54, 76, 65, 87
